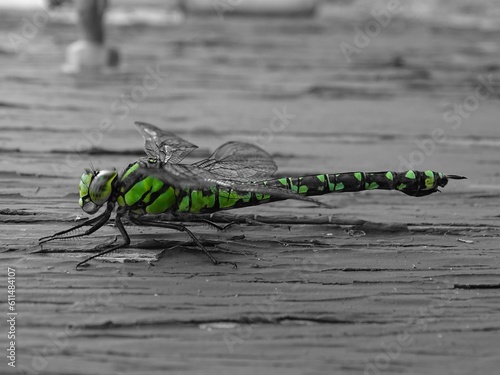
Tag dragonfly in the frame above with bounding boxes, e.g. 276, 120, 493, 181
39, 122, 466, 268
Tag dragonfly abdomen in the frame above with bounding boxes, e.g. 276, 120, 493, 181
176, 169, 451, 213
267, 170, 450, 197
176, 187, 276, 214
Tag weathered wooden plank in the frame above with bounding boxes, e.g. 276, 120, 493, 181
2, 5, 500, 375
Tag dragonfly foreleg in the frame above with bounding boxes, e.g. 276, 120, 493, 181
76, 212, 130, 270
130, 217, 237, 268
39, 208, 112, 244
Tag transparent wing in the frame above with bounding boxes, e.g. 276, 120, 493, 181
192, 142, 277, 182
135, 121, 198, 164
142, 164, 324, 206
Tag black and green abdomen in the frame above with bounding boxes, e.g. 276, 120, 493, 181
267, 170, 449, 197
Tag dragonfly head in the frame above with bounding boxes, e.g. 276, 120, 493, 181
79, 169, 117, 214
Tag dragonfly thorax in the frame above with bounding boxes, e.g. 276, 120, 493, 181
79, 169, 118, 214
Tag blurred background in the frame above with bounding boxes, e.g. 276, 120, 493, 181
0, 0, 499, 194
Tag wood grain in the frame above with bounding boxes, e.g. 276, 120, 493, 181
1, 5, 499, 375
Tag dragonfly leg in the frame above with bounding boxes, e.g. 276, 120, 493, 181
130, 217, 237, 268
76, 212, 130, 270
168, 213, 237, 231
200, 219, 237, 231
39, 202, 114, 244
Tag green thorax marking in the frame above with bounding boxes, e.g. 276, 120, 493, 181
124, 176, 164, 206
146, 187, 177, 214
121, 162, 140, 181
117, 196, 125, 206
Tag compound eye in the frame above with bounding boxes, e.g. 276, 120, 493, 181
89, 170, 117, 205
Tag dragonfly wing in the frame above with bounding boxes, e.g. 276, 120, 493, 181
192, 142, 277, 181
143, 164, 324, 206
135, 121, 198, 164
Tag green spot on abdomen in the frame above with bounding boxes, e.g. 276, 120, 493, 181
316, 175, 325, 183
288, 178, 298, 192
278, 178, 288, 187
385, 171, 394, 181
189, 190, 216, 213
397, 183, 407, 191
254, 193, 272, 201
335, 182, 344, 191
288, 177, 307, 194
424, 170, 435, 189
354, 172, 362, 182
405, 170, 416, 179
326, 175, 335, 191
219, 190, 248, 209
178, 195, 190, 212
365, 182, 379, 190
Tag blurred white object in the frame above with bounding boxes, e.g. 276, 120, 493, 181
62, 40, 118, 74
62, 0, 119, 74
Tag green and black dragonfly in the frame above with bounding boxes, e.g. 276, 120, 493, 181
39, 122, 465, 268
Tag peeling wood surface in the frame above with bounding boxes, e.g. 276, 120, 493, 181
1, 7, 500, 375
